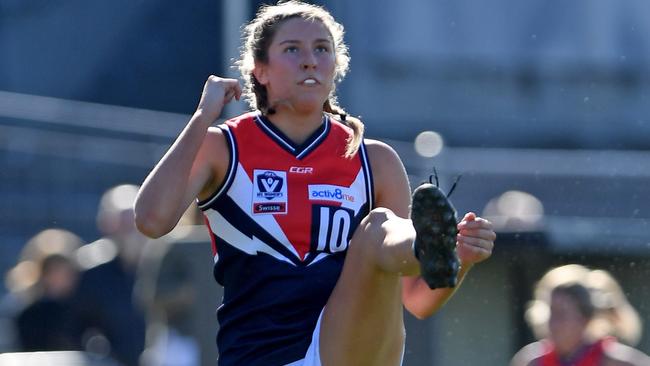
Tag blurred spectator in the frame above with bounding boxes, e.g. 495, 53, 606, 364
137, 203, 220, 366
0, 228, 83, 352
16, 253, 82, 351
74, 184, 148, 366
511, 264, 650, 366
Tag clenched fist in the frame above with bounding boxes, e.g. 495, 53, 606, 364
195, 75, 242, 124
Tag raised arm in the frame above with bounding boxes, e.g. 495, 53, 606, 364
401, 209, 495, 319
365, 138, 495, 319
134, 76, 241, 238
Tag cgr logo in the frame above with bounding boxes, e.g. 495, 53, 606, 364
256, 171, 284, 200
289, 166, 313, 174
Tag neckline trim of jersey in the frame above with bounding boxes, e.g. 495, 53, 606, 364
254, 113, 330, 160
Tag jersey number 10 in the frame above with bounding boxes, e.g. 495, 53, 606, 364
314, 205, 354, 254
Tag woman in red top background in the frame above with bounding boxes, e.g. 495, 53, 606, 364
511, 264, 650, 366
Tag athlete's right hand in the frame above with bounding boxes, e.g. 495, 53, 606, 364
195, 75, 242, 124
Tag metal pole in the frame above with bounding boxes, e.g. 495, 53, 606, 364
222, 0, 250, 117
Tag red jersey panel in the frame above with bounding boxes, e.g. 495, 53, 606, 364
199, 111, 374, 266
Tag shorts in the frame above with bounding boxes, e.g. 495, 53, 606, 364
284, 309, 405, 366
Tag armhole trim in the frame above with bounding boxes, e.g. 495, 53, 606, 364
359, 141, 374, 210
197, 125, 237, 210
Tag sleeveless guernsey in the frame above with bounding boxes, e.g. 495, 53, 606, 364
198, 112, 374, 365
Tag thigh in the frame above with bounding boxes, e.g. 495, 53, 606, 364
319, 211, 408, 366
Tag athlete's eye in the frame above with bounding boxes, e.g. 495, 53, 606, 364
315, 45, 330, 53
284, 46, 299, 53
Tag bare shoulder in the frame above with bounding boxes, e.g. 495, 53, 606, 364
364, 138, 399, 156
203, 125, 229, 152
200, 126, 230, 168
604, 342, 650, 366
364, 138, 410, 215
196, 125, 231, 200
510, 341, 545, 366
363, 138, 404, 175
204, 125, 228, 145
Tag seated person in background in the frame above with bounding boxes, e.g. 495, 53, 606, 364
511, 264, 650, 366
2, 228, 83, 352
16, 252, 82, 351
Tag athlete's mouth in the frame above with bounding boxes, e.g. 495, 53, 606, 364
299, 78, 319, 85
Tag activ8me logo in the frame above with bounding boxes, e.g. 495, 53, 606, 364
308, 185, 355, 203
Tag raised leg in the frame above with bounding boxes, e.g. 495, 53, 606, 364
319, 208, 419, 366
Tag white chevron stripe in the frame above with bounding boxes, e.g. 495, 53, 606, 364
205, 209, 296, 266
307, 252, 331, 266
226, 164, 301, 259
339, 169, 368, 214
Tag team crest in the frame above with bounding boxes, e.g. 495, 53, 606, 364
252, 170, 288, 214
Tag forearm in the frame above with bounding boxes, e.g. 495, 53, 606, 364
403, 212, 496, 318
135, 112, 213, 237
402, 262, 473, 319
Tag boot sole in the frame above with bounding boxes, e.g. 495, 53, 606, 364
411, 183, 460, 289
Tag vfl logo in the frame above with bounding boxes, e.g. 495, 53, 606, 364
257, 171, 283, 200
252, 169, 288, 214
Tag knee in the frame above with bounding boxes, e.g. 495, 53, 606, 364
351, 208, 395, 252
362, 207, 394, 232
366, 207, 394, 221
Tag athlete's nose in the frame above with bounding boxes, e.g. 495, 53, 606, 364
301, 51, 317, 70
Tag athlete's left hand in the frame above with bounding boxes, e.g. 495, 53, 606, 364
456, 212, 495, 267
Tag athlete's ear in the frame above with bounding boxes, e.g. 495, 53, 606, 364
253, 62, 269, 86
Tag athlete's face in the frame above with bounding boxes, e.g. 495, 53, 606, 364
254, 17, 336, 114
548, 291, 590, 355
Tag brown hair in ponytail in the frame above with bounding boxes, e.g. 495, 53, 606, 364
323, 99, 364, 158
